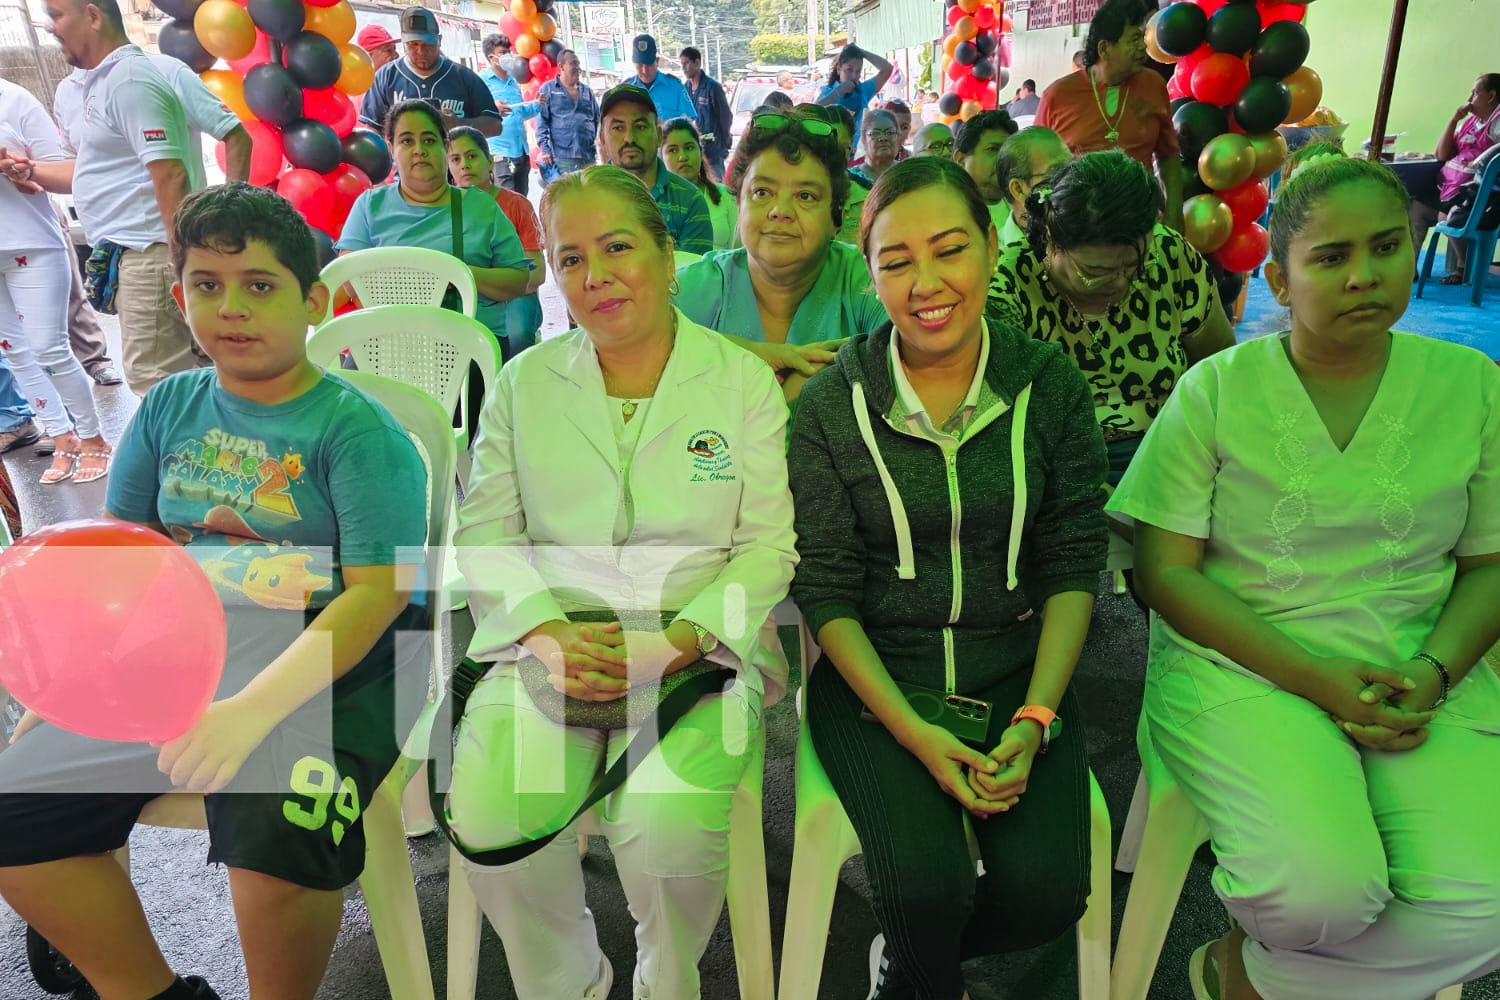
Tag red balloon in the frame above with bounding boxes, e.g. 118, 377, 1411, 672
302, 86, 356, 137
327, 162, 371, 229
1220, 178, 1270, 224
946, 4, 965, 27
0, 520, 226, 743
1191, 52, 1252, 106
1258, 1, 1306, 23
226, 27, 270, 74
278, 167, 337, 231
974, 4, 996, 30
956, 72, 986, 101
947, 59, 968, 82
218, 118, 285, 185
1197, 0, 1229, 15
1167, 69, 1189, 100
1215, 221, 1269, 272
529, 53, 554, 81
499, 11, 524, 39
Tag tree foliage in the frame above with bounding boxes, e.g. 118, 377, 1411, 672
749, 33, 826, 65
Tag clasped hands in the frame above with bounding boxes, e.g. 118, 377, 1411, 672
0, 147, 42, 194
908, 719, 1042, 820
1307, 656, 1444, 752
523, 620, 696, 702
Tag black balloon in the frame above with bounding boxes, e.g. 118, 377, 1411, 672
157, 18, 215, 73
243, 63, 304, 126
974, 33, 997, 57
1170, 96, 1193, 115
508, 55, 532, 84
247, 0, 305, 41
311, 228, 337, 269
341, 129, 392, 184
542, 40, 565, 62
954, 41, 978, 66
1206, 3, 1261, 55
1249, 20, 1310, 78
1233, 76, 1292, 134
1173, 100, 1229, 160
997, 66, 1009, 90
282, 118, 342, 174
1183, 173, 1211, 200
972, 59, 995, 81
152, 0, 203, 21
938, 91, 961, 117
284, 30, 342, 89
534, 0, 554, 10
1155, 2, 1208, 58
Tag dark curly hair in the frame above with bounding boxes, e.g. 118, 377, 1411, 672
1023, 150, 1159, 259
172, 182, 319, 294
1082, 0, 1149, 70
728, 115, 850, 229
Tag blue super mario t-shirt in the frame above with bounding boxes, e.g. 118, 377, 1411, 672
106, 369, 428, 610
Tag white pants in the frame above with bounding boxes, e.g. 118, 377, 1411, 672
1144, 640, 1500, 1000
447, 668, 759, 1000
0, 247, 99, 438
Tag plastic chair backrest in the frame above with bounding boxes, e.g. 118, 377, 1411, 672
319, 246, 479, 326
307, 305, 501, 446
1438, 152, 1500, 239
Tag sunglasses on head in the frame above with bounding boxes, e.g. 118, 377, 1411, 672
751, 112, 835, 138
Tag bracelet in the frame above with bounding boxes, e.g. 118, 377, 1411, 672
1411, 651, 1450, 710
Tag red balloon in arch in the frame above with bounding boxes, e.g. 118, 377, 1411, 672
974, 5, 997, 31
1215, 221, 1270, 272
278, 167, 337, 232
302, 87, 357, 137
1219, 178, 1270, 225
1191, 52, 1252, 106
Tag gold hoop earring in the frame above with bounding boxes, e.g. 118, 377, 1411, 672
669, 277, 681, 296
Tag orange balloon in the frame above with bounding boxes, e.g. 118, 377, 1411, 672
193, 0, 256, 60
956, 0, 979, 12
960, 99, 982, 120
531, 11, 556, 42
953, 14, 977, 41
302, 0, 354, 45
943, 33, 960, 57
1283, 66, 1323, 125
514, 30, 540, 58
200, 68, 255, 121
335, 42, 374, 96
510, 0, 537, 21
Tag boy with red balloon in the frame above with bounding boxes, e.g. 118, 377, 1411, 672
0, 183, 432, 1000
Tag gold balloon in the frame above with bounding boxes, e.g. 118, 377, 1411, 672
1199, 133, 1257, 191
943, 33, 960, 57
1246, 130, 1288, 179
514, 30, 540, 58
1283, 66, 1322, 125
1182, 194, 1235, 254
200, 68, 255, 121
959, 99, 982, 121
1144, 10, 1176, 64
510, 0, 537, 21
303, 0, 355, 45
335, 42, 374, 96
957, 0, 979, 12
193, 0, 256, 61
531, 12, 556, 42
953, 15, 977, 42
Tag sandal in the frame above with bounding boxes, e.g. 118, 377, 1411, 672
1189, 940, 1222, 1000
39, 451, 78, 485
72, 448, 112, 485
1440, 273, 1465, 285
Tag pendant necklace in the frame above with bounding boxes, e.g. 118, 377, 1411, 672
621, 399, 640, 420
1090, 77, 1128, 147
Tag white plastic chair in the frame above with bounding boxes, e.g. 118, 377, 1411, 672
118, 372, 458, 1000
1111, 713, 1464, 1000
443, 725, 774, 1000
779, 624, 1113, 1000
318, 246, 479, 326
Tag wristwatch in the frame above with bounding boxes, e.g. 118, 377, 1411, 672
685, 620, 719, 657
1011, 704, 1062, 754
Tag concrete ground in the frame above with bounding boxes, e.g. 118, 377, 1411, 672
2, 269, 1498, 999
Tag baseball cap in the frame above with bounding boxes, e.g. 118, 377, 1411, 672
631, 34, 657, 65
400, 6, 440, 44
599, 83, 655, 120
355, 24, 397, 51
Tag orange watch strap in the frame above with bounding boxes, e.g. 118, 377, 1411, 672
1010, 704, 1058, 729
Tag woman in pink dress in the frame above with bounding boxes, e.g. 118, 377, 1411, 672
1411, 73, 1500, 283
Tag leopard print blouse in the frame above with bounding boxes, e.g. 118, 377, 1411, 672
987, 223, 1219, 439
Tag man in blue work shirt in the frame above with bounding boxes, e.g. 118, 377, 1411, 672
359, 6, 502, 136
598, 84, 713, 254
679, 45, 732, 178
535, 47, 597, 184
480, 33, 539, 195
622, 34, 695, 123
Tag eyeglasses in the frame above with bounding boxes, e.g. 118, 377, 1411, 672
1060, 245, 1147, 291
923, 140, 955, 153
751, 112, 835, 138
867, 128, 897, 139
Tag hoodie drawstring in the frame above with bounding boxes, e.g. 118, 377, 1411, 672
1005, 383, 1032, 592
851, 381, 917, 580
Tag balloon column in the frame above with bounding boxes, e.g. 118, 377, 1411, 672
153, 0, 390, 240
496, 0, 561, 103
937, 0, 1012, 123
1150, 0, 1319, 273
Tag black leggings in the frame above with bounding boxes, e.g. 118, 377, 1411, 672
807, 661, 1092, 1000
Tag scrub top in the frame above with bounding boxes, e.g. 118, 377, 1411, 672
673, 240, 886, 345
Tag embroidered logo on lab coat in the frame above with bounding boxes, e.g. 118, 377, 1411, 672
687, 430, 735, 482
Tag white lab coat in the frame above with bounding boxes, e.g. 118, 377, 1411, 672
455, 309, 798, 703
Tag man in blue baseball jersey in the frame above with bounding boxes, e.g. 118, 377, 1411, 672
359, 6, 502, 136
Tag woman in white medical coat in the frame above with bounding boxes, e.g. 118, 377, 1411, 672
448, 165, 797, 1000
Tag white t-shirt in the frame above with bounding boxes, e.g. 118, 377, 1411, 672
0, 80, 68, 254
53, 44, 192, 251
143, 52, 239, 190
1107, 331, 1500, 734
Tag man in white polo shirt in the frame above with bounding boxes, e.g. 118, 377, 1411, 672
22, 0, 200, 395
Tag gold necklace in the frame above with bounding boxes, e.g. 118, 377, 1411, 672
1089, 75, 1129, 146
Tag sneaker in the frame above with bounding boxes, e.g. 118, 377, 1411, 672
88, 364, 123, 386
0, 423, 39, 454
184, 975, 221, 999
582, 954, 613, 1000
866, 933, 912, 999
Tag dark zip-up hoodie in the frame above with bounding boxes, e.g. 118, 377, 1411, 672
789, 315, 1108, 693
